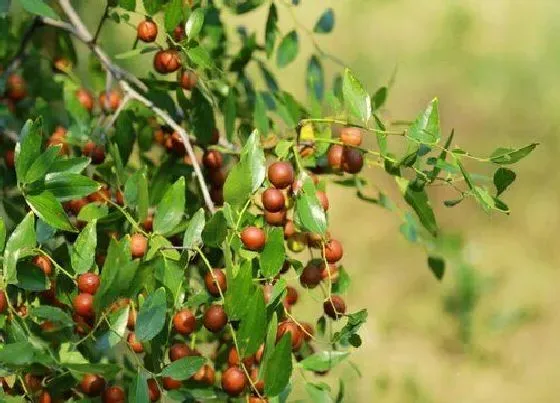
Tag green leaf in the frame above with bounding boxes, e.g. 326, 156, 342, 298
306, 383, 334, 403
43, 172, 99, 202
243, 130, 266, 192
489, 143, 538, 165
295, 177, 327, 235
237, 289, 266, 357
187, 46, 214, 70
113, 111, 135, 164
30, 305, 73, 327
276, 30, 299, 68
183, 209, 205, 249
24, 146, 60, 184
0, 218, 5, 253
160, 356, 206, 380
16, 261, 49, 290
25, 191, 74, 231
259, 227, 285, 277
3, 212, 36, 284
372, 86, 388, 110
0, 342, 36, 365
143, 0, 162, 16
300, 351, 349, 372
265, 4, 278, 58
114, 46, 158, 60
201, 210, 228, 247
185, 8, 204, 39
77, 203, 109, 222
136, 287, 167, 341
427, 256, 445, 280
307, 55, 324, 101
333, 309, 367, 347
342, 69, 371, 124
154, 177, 185, 234
49, 156, 90, 174
396, 177, 437, 236
95, 305, 130, 352
131, 371, 150, 403
313, 8, 334, 33
191, 88, 216, 145
254, 93, 269, 136
118, 0, 136, 12
224, 90, 237, 142
71, 220, 97, 274
493, 167, 516, 196
17, 0, 59, 20
224, 260, 255, 321
164, 0, 183, 33
264, 333, 293, 397
259, 313, 278, 379
15, 119, 42, 183
125, 169, 149, 221
407, 98, 441, 145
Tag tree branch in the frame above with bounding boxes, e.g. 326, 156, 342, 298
0, 17, 41, 80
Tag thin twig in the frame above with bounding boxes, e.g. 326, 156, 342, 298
0, 17, 41, 80
93, 2, 110, 43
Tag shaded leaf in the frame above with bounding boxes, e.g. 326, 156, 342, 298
160, 356, 206, 380
276, 31, 299, 68
490, 143, 538, 165
427, 256, 445, 280
493, 167, 516, 196
71, 220, 97, 274
4, 212, 36, 284
183, 208, 205, 249
136, 287, 167, 341
154, 177, 185, 234
314, 8, 334, 33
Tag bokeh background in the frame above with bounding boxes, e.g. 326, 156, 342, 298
68, 1, 559, 401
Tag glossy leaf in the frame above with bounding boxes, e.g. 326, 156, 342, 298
18, 0, 59, 20
26, 191, 73, 231
49, 156, 90, 174
43, 172, 99, 202
136, 287, 167, 341
295, 177, 327, 235
160, 356, 206, 380
154, 177, 185, 234
71, 220, 97, 274
260, 227, 285, 278
183, 208, 205, 249
30, 305, 73, 327
264, 333, 293, 397
15, 119, 42, 183
24, 146, 60, 184
407, 98, 441, 145
185, 8, 204, 39
237, 288, 266, 357
342, 69, 371, 124
4, 212, 36, 284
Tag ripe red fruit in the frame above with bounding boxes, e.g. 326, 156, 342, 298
249, 367, 265, 394
301, 322, 314, 341
102, 386, 125, 403
78, 273, 100, 295
162, 376, 182, 390
340, 126, 363, 146
0, 290, 8, 313
341, 147, 364, 174
204, 269, 227, 297
316, 190, 329, 211
147, 379, 160, 401
169, 343, 193, 362
207, 168, 227, 187
32, 256, 53, 276
24, 373, 42, 392
88, 187, 111, 203
180, 70, 198, 91
127, 307, 136, 330
173, 25, 185, 41
321, 264, 340, 283
323, 239, 343, 263
192, 364, 215, 385
38, 390, 52, 403
130, 233, 147, 259
80, 373, 106, 397
137, 19, 158, 42
46, 126, 69, 155
153, 50, 181, 74
210, 186, 224, 205
6, 74, 26, 101
99, 90, 121, 112
82, 141, 106, 165
203, 304, 228, 333
327, 144, 344, 170
221, 367, 247, 397
268, 162, 295, 189
73, 293, 94, 318
249, 397, 268, 403
127, 332, 144, 353
300, 261, 323, 288
284, 286, 298, 306
227, 347, 255, 368
284, 220, 296, 239
240, 227, 266, 251
323, 295, 346, 319
172, 309, 196, 335
202, 150, 223, 169
4, 150, 15, 169
76, 88, 94, 112
277, 321, 303, 351
264, 209, 287, 226
262, 188, 285, 212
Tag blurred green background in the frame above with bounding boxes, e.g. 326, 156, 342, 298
74, 1, 558, 401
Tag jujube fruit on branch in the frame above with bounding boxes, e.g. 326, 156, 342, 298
203, 304, 228, 333
153, 49, 181, 74
221, 367, 247, 397
204, 268, 227, 296
172, 308, 196, 335
323, 295, 347, 319
77, 273, 100, 295
137, 19, 158, 43
268, 161, 295, 189
240, 227, 266, 251
80, 373, 106, 397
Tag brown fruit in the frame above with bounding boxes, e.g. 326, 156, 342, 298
221, 367, 246, 397
130, 233, 147, 259
4, 150, 15, 169
301, 322, 314, 341
277, 321, 303, 351
137, 20, 158, 42
153, 50, 181, 74
73, 293, 94, 318
127, 332, 144, 353
6, 74, 26, 101
147, 379, 160, 401
210, 128, 220, 145
173, 25, 185, 41
284, 286, 298, 306
24, 373, 42, 392
38, 390, 52, 403
227, 347, 255, 369
249, 367, 265, 394
204, 269, 227, 297
32, 256, 53, 276
162, 377, 182, 390
172, 309, 196, 335
169, 343, 193, 362
316, 190, 329, 211
180, 70, 197, 91
262, 188, 285, 212
300, 261, 323, 288
203, 304, 228, 333
202, 150, 223, 169
283, 220, 296, 239
82, 141, 106, 164
78, 273, 100, 295
210, 186, 224, 205
80, 373, 106, 397
76, 88, 94, 112
267, 162, 295, 189
323, 295, 346, 319
142, 215, 154, 232
320, 264, 340, 283
66, 198, 88, 215
340, 126, 363, 146
240, 227, 266, 251
207, 168, 227, 187
102, 386, 125, 403
99, 90, 121, 112
127, 307, 136, 330
192, 364, 215, 385
264, 209, 287, 226
341, 147, 364, 174
327, 144, 344, 170
323, 239, 343, 263
88, 187, 111, 203
115, 190, 125, 206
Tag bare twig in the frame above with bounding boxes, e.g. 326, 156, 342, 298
0, 17, 41, 80
93, 2, 111, 43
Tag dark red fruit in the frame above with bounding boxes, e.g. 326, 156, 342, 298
264, 209, 287, 226
301, 322, 314, 341
153, 50, 181, 74
130, 233, 147, 259
323, 239, 343, 263
162, 377, 182, 390
180, 70, 197, 91
173, 25, 185, 41
240, 227, 266, 251
268, 162, 295, 189
127, 332, 144, 353
203, 304, 228, 333
82, 141, 106, 164
102, 386, 125, 403
284, 220, 296, 239
300, 261, 323, 288
6, 74, 26, 102
202, 150, 223, 169
284, 286, 298, 306
341, 147, 364, 174
323, 295, 346, 319
73, 293, 94, 318
169, 343, 193, 362
227, 347, 255, 368
221, 367, 247, 397
262, 188, 285, 212
38, 390, 52, 403
137, 20, 158, 42
147, 379, 160, 401
327, 144, 344, 169
204, 269, 227, 297
23, 373, 42, 392
78, 273, 100, 295
99, 90, 121, 112
340, 126, 363, 146
316, 190, 329, 211
4, 150, 15, 169
76, 88, 94, 112
208, 168, 227, 187
32, 256, 53, 276
80, 373, 106, 397
277, 321, 303, 351
172, 309, 196, 335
